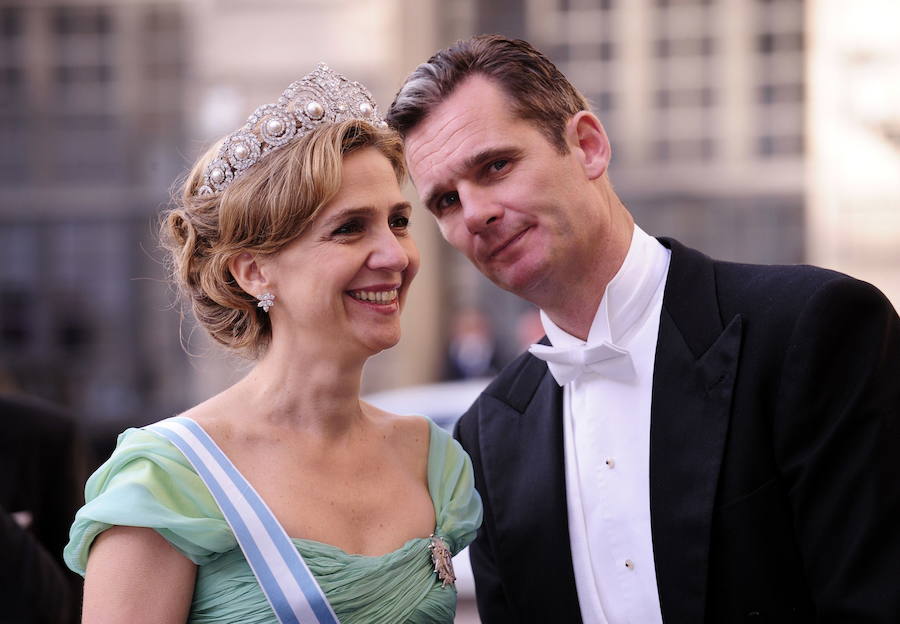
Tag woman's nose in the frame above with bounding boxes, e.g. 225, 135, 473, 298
367, 227, 410, 272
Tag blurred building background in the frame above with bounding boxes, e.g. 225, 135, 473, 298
1, 0, 898, 443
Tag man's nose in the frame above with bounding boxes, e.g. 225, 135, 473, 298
460, 185, 503, 234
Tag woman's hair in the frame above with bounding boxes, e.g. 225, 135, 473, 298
160, 119, 405, 358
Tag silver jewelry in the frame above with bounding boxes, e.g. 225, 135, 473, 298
257, 292, 275, 313
429, 534, 456, 588
197, 63, 386, 196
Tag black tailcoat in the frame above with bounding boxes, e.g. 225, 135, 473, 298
454, 238, 900, 623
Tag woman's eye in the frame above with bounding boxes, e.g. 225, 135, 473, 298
332, 220, 363, 236
390, 215, 410, 230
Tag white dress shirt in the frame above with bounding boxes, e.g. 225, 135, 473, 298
529, 226, 670, 624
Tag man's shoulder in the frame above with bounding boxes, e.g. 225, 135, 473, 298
714, 257, 848, 290
665, 236, 844, 285
456, 348, 551, 436
0, 393, 76, 448
455, 348, 553, 452
473, 348, 549, 412
711, 257, 882, 318
663, 237, 873, 311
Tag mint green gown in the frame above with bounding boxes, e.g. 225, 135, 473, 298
64, 418, 482, 623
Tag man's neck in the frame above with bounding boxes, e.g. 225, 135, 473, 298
540, 290, 605, 341
538, 208, 634, 341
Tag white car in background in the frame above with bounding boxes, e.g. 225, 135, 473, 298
364, 377, 490, 600
364, 377, 491, 433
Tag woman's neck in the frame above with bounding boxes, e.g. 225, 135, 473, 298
230, 337, 370, 439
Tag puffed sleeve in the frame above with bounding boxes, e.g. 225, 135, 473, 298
427, 420, 483, 555
63, 427, 236, 576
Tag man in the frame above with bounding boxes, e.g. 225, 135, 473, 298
0, 392, 89, 623
387, 35, 900, 623
1, 504, 77, 623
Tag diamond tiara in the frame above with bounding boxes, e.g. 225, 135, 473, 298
196, 63, 386, 196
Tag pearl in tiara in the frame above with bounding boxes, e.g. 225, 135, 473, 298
196, 63, 386, 196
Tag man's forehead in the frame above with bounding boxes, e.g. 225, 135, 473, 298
405, 77, 517, 177
407, 111, 486, 176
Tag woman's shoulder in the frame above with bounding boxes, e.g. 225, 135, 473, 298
360, 401, 431, 457
359, 406, 482, 554
419, 418, 483, 555
63, 418, 235, 576
359, 404, 463, 478
166, 391, 236, 432
86, 418, 213, 503
92, 422, 198, 482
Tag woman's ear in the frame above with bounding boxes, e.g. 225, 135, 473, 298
564, 111, 612, 180
229, 252, 271, 299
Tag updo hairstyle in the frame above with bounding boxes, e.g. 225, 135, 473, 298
161, 120, 405, 358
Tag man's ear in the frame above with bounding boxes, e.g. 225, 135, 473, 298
565, 111, 611, 180
229, 252, 271, 299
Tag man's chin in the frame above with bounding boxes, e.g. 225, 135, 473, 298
488, 266, 546, 300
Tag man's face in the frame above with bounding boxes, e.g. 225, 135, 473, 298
404, 75, 605, 301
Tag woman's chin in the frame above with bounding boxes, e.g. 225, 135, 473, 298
353, 328, 402, 357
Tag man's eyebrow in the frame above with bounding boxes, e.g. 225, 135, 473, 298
462, 146, 516, 172
423, 187, 446, 213
422, 146, 518, 211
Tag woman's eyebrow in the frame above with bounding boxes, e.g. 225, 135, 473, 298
321, 206, 376, 227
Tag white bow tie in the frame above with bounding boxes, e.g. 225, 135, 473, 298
529, 340, 636, 385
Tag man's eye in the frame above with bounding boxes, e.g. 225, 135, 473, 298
438, 192, 459, 210
490, 159, 508, 172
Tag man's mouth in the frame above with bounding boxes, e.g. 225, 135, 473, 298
488, 226, 532, 260
347, 287, 399, 305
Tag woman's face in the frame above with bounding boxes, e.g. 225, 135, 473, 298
267, 147, 419, 356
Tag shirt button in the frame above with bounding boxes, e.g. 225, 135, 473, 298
605, 458, 615, 469
624, 559, 635, 570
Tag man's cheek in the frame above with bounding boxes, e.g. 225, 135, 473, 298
437, 220, 461, 248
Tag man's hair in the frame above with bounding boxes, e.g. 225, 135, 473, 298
387, 34, 590, 153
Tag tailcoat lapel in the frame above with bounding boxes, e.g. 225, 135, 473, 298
650, 238, 743, 623
478, 354, 583, 620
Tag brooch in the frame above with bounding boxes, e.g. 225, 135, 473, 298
429, 534, 456, 588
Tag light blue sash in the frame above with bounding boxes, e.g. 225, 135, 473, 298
146, 416, 340, 624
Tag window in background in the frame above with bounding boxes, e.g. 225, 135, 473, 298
550, 0, 618, 118
49, 5, 123, 183
651, 0, 718, 162
0, 3, 190, 428
0, 7, 27, 182
754, 0, 805, 158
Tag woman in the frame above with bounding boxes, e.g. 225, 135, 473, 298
64, 65, 482, 623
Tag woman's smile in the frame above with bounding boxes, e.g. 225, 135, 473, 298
346, 283, 402, 315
